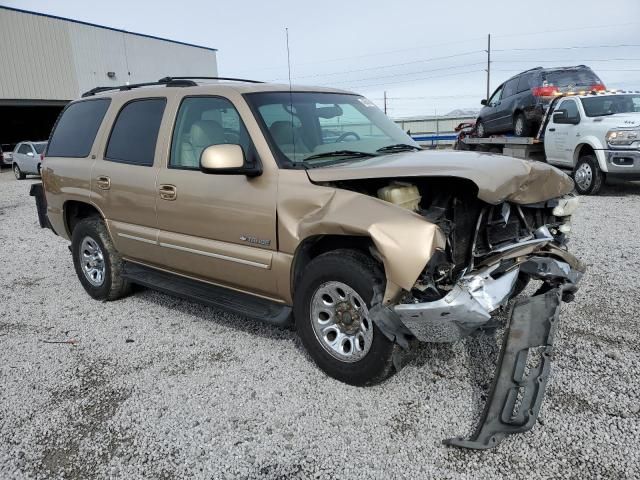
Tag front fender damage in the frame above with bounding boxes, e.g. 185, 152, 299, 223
277, 176, 446, 302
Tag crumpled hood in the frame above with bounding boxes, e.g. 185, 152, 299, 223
592, 113, 640, 129
306, 150, 574, 204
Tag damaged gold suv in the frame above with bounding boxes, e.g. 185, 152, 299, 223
32, 77, 584, 449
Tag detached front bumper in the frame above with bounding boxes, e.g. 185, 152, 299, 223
394, 256, 581, 343
377, 251, 583, 450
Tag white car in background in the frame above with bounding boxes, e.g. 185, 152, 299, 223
12, 141, 47, 179
1, 144, 15, 167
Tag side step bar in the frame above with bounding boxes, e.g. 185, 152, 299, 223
122, 262, 292, 327
444, 288, 563, 449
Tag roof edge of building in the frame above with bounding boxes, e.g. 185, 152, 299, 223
0, 5, 218, 52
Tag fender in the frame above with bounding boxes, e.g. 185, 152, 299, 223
277, 170, 446, 303
574, 137, 609, 172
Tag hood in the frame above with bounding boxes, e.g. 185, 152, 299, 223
306, 150, 574, 205
593, 113, 640, 129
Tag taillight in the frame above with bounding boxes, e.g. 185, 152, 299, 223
40, 153, 44, 161
532, 86, 560, 97
590, 83, 606, 92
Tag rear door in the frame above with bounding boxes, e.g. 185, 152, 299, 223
495, 77, 520, 130
90, 96, 167, 265
154, 94, 279, 298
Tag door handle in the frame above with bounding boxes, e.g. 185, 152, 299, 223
548, 128, 556, 132
96, 176, 111, 190
159, 184, 177, 201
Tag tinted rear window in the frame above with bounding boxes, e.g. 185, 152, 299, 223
34, 143, 46, 154
47, 99, 111, 158
105, 98, 166, 166
542, 69, 600, 87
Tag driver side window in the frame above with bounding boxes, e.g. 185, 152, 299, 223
170, 96, 251, 170
489, 86, 503, 105
556, 99, 580, 123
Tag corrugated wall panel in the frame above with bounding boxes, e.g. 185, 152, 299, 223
0, 9, 78, 100
1, 8, 217, 101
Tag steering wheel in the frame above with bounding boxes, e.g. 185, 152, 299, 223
335, 131, 360, 143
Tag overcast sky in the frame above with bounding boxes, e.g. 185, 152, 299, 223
4, 0, 640, 117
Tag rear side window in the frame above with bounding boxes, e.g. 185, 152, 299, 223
105, 98, 166, 166
34, 143, 46, 154
18, 144, 31, 154
517, 73, 534, 93
502, 78, 519, 98
47, 99, 110, 158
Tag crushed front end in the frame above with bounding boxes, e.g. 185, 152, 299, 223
374, 184, 584, 449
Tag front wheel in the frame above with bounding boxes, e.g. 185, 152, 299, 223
13, 164, 25, 180
294, 249, 396, 386
573, 155, 604, 195
475, 119, 486, 138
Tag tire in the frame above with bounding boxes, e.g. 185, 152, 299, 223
513, 112, 531, 137
71, 216, 131, 301
573, 154, 604, 195
294, 249, 397, 386
13, 164, 25, 180
37, 164, 42, 176
475, 119, 486, 138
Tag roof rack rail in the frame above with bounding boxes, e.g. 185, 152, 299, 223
81, 78, 197, 98
158, 76, 264, 84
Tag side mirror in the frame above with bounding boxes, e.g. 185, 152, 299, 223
552, 111, 567, 123
27, 151, 34, 157
200, 144, 261, 176
480, 99, 488, 106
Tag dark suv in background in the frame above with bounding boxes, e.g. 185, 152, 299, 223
475, 65, 605, 137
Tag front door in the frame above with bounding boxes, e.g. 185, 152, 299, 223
483, 85, 505, 134
154, 95, 279, 299
544, 98, 581, 166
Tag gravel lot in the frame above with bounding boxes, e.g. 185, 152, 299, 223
1, 168, 639, 479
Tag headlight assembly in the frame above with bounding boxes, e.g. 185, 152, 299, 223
606, 129, 640, 147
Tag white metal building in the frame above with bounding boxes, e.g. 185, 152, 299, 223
394, 114, 476, 148
0, 6, 218, 146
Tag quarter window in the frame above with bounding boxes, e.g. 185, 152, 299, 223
105, 98, 166, 166
46, 98, 110, 158
502, 78, 519, 98
170, 96, 251, 169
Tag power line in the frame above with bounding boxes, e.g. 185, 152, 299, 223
493, 22, 640, 39
321, 69, 485, 90
493, 58, 640, 63
270, 50, 485, 81
314, 62, 486, 87
495, 43, 640, 52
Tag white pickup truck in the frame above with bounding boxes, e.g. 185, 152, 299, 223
461, 91, 640, 194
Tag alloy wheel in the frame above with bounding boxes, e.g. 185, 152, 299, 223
574, 163, 593, 191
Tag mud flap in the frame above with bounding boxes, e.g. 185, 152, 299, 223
443, 287, 563, 449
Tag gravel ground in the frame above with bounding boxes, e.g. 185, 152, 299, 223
0, 168, 639, 479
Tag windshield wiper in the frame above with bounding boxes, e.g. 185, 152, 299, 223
303, 150, 375, 162
376, 143, 422, 153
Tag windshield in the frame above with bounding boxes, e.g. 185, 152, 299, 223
580, 94, 640, 117
245, 92, 418, 167
34, 143, 47, 154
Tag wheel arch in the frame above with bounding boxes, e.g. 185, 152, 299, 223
63, 200, 107, 238
574, 140, 608, 172
290, 235, 378, 300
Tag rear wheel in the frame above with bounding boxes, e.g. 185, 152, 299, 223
13, 164, 25, 180
71, 217, 131, 300
573, 154, 604, 195
513, 112, 531, 137
294, 249, 396, 386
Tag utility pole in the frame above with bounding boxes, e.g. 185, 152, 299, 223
383, 91, 387, 114
486, 33, 491, 100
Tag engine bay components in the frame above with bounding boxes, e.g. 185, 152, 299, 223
377, 182, 421, 211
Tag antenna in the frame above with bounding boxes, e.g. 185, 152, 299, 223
285, 27, 296, 162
